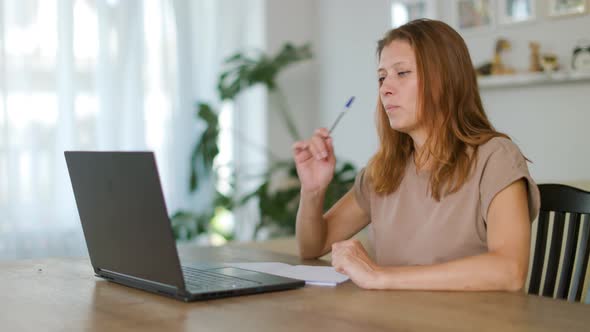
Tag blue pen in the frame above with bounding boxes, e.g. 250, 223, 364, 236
328, 96, 355, 134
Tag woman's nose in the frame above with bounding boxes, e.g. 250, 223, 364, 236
380, 78, 396, 96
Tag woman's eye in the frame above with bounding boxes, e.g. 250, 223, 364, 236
378, 77, 385, 83
398, 71, 411, 77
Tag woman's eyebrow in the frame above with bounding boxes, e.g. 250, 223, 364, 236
377, 61, 409, 72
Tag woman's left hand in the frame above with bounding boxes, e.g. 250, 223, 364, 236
331, 239, 383, 289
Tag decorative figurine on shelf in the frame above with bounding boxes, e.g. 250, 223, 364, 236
491, 38, 515, 75
475, 62, 492, 76
475, 38, 515, 76
572, 40, 590, 72
541, 53, 559, 72
529, 42, 543, 72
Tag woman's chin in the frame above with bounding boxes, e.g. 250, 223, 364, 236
388, 121, 409, 133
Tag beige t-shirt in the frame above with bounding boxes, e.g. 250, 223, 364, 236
353, 137, 540, 266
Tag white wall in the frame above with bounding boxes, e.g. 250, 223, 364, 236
479, 81, 590, 185
264, 0, 318, 159
270, 0, 590, 185
315, 0, 391, 168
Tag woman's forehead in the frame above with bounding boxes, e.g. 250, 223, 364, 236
378, 42, 415, 69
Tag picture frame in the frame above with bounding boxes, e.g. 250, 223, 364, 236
498, 0, 536, 24
453, 0, 495, 32
390, 0, 437, 28
548, 0, 587, 17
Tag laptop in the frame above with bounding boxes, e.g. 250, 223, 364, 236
64, 151, 305, 302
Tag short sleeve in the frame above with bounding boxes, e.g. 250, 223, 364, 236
479, 139, 540, 224
353, 167, 372, 214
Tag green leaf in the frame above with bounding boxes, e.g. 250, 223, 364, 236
189, 168, 198, 192
189, 102, 220, 193
217, 43, 313, 101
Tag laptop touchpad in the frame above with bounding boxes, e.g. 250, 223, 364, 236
211, 267, 264, 283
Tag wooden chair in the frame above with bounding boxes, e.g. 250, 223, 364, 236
528, 184, 590, 302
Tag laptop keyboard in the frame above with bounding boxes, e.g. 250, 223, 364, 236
181, 266, 259, 291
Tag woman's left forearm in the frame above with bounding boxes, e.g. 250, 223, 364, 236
374, 252, 528, 292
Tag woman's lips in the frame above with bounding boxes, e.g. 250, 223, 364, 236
385, 105, 400, 113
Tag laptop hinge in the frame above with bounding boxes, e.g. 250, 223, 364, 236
98, 268, 183, 296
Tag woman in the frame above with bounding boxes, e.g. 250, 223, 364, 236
292, 19, 540, 291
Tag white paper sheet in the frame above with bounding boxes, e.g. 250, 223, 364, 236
228, 262, 349, 286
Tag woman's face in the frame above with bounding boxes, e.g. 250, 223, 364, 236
378, 40, 420, 134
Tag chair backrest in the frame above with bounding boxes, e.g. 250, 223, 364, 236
528, 184, 590, 302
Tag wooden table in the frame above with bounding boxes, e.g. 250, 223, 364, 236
1, 237, 588, 331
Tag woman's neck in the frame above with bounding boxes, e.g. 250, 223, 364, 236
413, 149, 433, 172
410, 128, 433, 171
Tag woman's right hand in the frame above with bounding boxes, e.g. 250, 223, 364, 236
292, 128, 336, 193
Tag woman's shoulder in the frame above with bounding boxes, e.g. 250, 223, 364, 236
474, 136, 540, 223
478, 136, 519, 152
476, 136, 525, 164
353, 167, 373, 213
355, 167, 375, 192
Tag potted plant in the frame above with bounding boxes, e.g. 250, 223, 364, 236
171, 42, 357, 242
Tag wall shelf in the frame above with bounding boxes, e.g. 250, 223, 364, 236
477, 71, 590, 89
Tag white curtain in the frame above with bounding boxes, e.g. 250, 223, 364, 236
0, 0, 264, 259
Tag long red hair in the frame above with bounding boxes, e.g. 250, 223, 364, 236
367, 19, 509, 201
